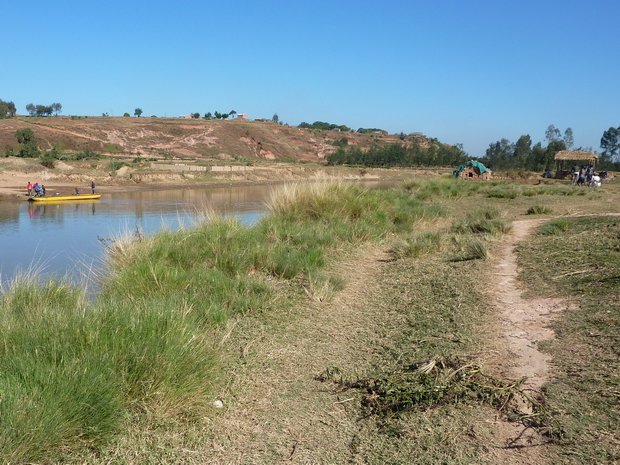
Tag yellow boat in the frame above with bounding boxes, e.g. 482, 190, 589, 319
28, 194, 101, 202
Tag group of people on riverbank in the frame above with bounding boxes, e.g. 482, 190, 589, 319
26, 182, 46, 197
26, 181, 96, 197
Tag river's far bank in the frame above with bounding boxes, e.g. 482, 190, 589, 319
0, 157, 449, 201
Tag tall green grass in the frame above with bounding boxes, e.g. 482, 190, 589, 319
0, 278, 217, 463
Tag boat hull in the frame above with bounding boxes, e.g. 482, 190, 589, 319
28, 194, 101, 202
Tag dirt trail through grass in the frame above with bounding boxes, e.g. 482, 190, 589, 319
207, 244, 393, 463
487, 219, 566, 463
493, 219, 560, 392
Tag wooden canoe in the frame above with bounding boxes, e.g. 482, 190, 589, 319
28, 194, 101, 202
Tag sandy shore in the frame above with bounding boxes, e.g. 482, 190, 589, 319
0, 175, 287, 201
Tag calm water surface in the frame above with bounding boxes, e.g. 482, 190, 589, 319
0, 185, 273, 286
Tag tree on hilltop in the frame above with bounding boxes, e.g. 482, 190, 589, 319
0, 99, 16, 118
134, 108, 143, 117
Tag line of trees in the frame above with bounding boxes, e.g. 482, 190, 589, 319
299, 121, 351, 132
326, 138, 468, 168
480, 125, 620, 171
202, 110, 237, 120
297, 121, 394, 135
25, 103, 62, 117
480, 125, 572, 172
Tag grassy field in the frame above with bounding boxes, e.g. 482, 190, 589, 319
0, 176, 618, 463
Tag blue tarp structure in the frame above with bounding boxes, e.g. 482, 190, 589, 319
453, 160, 489, 178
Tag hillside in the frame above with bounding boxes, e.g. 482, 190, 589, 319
0, 116, 420, 162
0, 117, 440, 199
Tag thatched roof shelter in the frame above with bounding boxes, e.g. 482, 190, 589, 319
554, 150, 598, 163
554, 150, 598, 177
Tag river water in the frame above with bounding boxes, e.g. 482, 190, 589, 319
0, 184, 273, 287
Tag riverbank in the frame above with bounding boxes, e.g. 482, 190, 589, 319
0, 157, 449, 200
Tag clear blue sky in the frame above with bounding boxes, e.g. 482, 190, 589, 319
1, 0, 618, 158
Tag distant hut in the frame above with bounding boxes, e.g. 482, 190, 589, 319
554, 150, 598, 178
453, 160, 492, 181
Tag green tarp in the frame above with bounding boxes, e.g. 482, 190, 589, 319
453, 160, 489, 177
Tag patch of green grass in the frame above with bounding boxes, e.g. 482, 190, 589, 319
391, 231, 444, 258
0, 277, 219, 463
486, 187, 518, 199
539, 217, 570, 235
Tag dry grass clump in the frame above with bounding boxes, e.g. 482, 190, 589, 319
265, 181, 351, 218
451, 206, 511, 236
391, 231, 444, 258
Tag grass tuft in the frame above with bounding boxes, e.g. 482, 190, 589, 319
539, 218, 570, 235
527, 204, 553, 215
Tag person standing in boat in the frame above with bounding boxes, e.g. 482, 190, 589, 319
91, 180, 95, 194
27, 181, 33, 196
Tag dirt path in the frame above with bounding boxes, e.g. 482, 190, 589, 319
494, 219, 560, 392
486, 219, 568, 463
